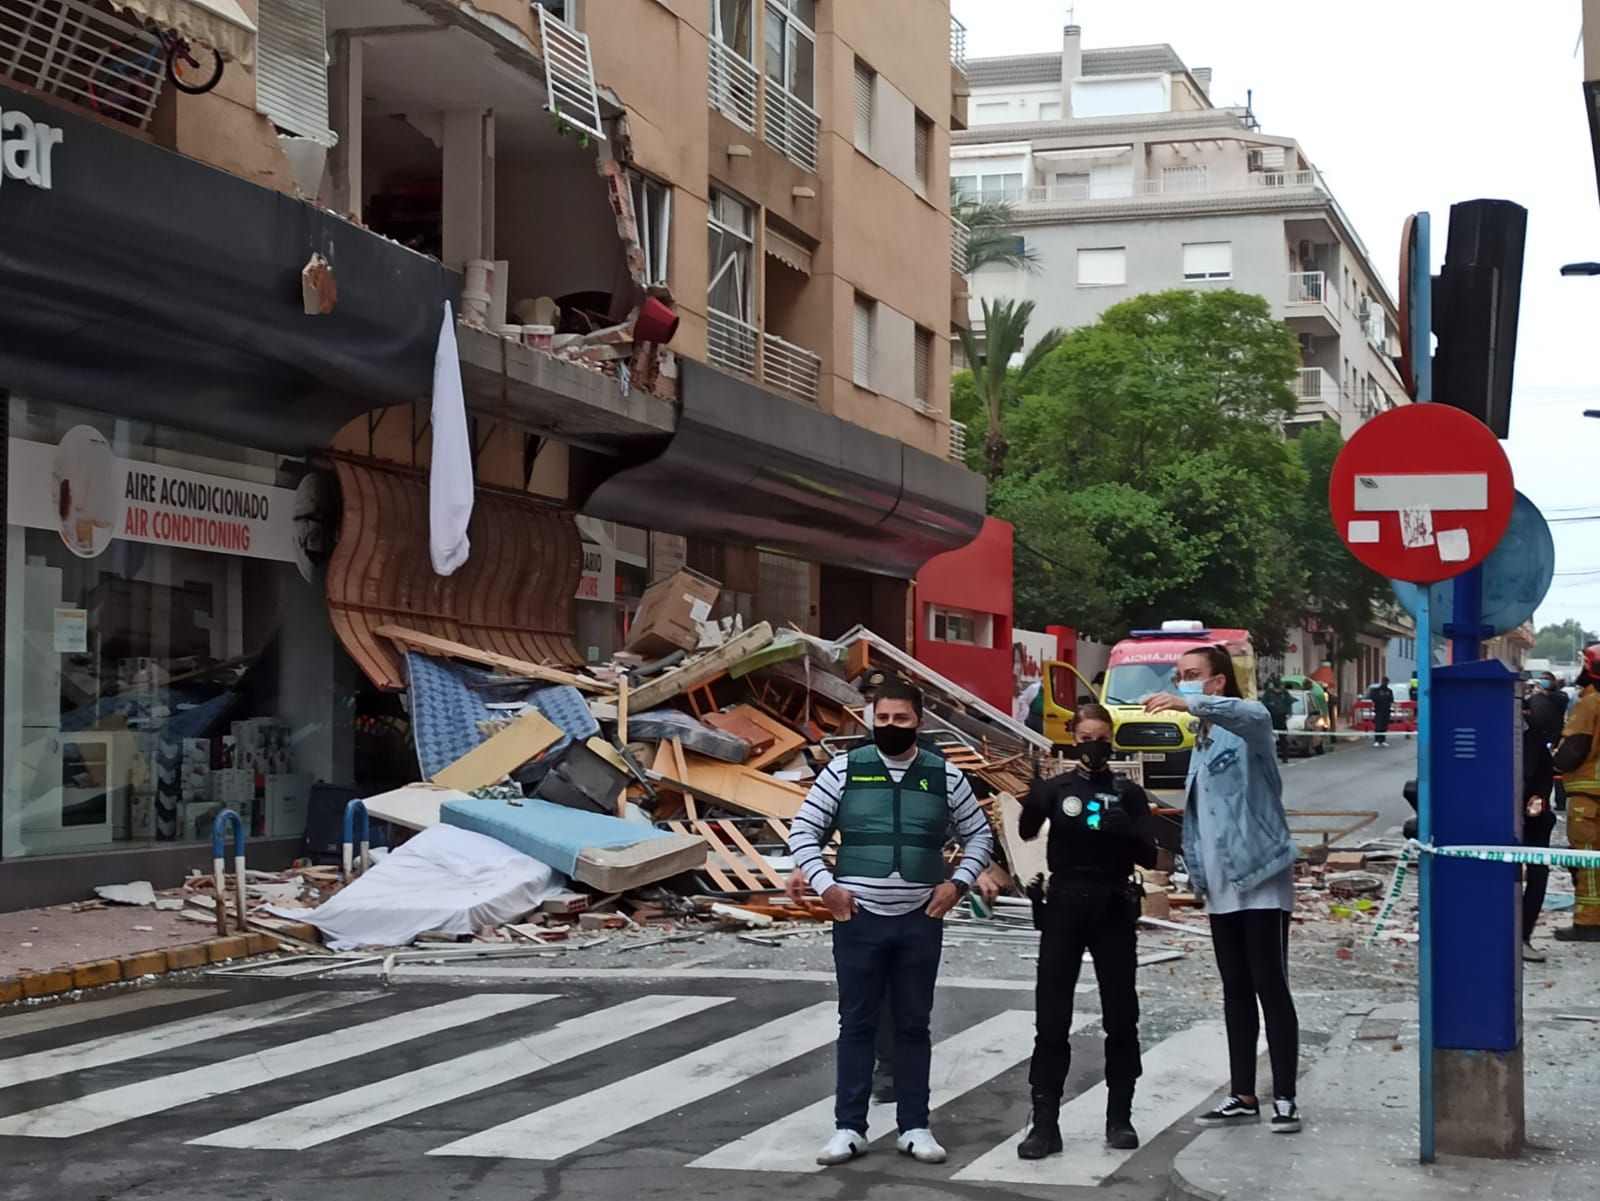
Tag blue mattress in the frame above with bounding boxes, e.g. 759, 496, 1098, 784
441, 795, 673, 876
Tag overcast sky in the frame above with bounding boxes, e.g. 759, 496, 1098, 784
952, 0, 1600, 632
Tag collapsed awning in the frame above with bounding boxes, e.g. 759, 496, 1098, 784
0, 83, 457, 456
111, 0, 257, 66
765, 226, 814, 276
578, 361, 986, 579
327, 458, 585, 691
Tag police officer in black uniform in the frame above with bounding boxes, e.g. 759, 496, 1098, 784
1017, 703, 1159, 1157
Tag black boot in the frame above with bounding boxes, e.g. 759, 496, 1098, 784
1017, 1090, 1063, 1159
1106, 1087, 1140, 1150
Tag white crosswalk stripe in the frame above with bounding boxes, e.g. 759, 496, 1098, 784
0, 993, 554, 1139
0, 991, 374, 1089
951, 1020, 1231, 1186
0, 989, 226, 1044
429, 1000, 841, 1161
690, 1008, 1077, 1173
190, 994, 731, 1150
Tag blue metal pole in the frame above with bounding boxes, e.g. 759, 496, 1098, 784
1416, 593, 1435, 1163
1413, 211, 1436, 1164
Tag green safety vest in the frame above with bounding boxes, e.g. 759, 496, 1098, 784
832, 745, 950, 885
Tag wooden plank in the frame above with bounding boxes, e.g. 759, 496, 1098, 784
757, 658, 864, 709
626, 623, 774, 712
650, 753, 809, 821
376, 625, 604, 692
709, 705, 807, 772
432, 709, 564, 791
714, 820, 787, 890
697, 823, 764, 892
668, 821, 737, 892
617, 677, 629, 744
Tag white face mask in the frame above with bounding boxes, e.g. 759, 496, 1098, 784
1177, 680, 1208, 699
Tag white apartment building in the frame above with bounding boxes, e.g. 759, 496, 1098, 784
955, 26, 1407, 437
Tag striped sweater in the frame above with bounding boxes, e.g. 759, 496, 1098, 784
788, 750, 994, 916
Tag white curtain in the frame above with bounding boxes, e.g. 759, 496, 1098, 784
429, 302, 474, 576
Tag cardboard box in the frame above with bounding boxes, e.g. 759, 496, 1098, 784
624, 568, 720, 658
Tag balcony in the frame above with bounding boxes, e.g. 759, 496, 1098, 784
950, 15, 967, 70
1290, 367, 1340, 425
1285, 271, 1340, 337
951, 219, 970, 276
949, 419, 968, 464
1, 0, 169, 129
761, 80, 819, 173
762, 332, 822, 404
709, 40, 758, 132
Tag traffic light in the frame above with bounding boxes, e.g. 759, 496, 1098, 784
1432, 199, 1527, 438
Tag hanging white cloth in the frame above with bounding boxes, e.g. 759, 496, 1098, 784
429, 302, 474, 575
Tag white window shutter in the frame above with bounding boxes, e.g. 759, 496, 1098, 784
257, 0, 336, 147
1182, 241, 1232, 279
853, 296, 874, 388
1077, 247, 1126, 286
914, 328, 931, 404
853, 60, 874, 151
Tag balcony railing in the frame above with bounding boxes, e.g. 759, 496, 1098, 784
1288, 271, 1333, 308
535, 4, 606, 141
950, 15, 968, 69
1293, 368, 1338, 401
708, 308, 759, 378
949, 420, 968, 463
709, 41, 758, 131
762, 81, 819, 172
1, 0, 167, 129
951, 219, 970, 276
1019, 169, 1323, 206
762, 333, 822, 403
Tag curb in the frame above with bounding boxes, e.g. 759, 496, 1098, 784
0, 924, 319, 1005
1168, 1148, 1228, 1201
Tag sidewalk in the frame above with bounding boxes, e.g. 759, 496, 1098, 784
1171, 957, 1598, 1201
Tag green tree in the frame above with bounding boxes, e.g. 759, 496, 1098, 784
994, 289, 1309, 645
1533, 620, 1598, 662
952, 183, 1036, 274
1288, 421, 1390, 665
956, 297, 1065, 482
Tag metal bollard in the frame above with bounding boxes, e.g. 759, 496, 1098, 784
211, 809, 247, 936
342, 798, 371, 881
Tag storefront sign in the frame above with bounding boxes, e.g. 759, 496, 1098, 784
0, 105, 63, 192
52, 607, 87, 653
576, 542, 616, 603
8, 428, 298, 563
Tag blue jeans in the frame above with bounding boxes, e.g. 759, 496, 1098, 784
832, 907, 943, 1134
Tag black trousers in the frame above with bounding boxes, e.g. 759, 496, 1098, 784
1029, 883, 1142, 1099
1209, 909, 1298, 1101
1524, 807, 1558, 943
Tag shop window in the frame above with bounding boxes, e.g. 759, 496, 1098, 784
2, 398, 354, 859
928, 605, 993, 647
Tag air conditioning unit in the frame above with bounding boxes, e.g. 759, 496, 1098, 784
1247, 149, 1264, 172
1358, 296, 1372, 320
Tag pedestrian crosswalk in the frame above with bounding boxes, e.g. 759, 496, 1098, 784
0, 985, 1236, 1184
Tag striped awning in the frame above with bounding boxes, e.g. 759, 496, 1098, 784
764, 226, 814, 276
327, 457, 584, 691
111, 0, 256, 65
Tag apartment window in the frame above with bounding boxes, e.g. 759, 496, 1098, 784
914, 326, 934, 406
914, 112, 932, 195
1182, 241, 1232, 281
630, 173, 672, 286
257, 0, 336, 144
1054, 171, 1089, 199
1160, 165, 1207, 193
712, 0, 754, 55
1038, 100, 1062, 121
853, 59, 875, 151
764, 0, 816, 105
707, 188, 754, 320
853, 294, 875, 389
534, 0, 577, 24
1077, 246, 1126, 287
974, 100, 1012, 123
955, 173, 1023, 204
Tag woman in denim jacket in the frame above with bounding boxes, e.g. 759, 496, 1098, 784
1145, 644, 1302, 1134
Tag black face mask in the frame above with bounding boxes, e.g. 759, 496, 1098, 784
873, 724, 919, 757
1077, 739, 1113, 772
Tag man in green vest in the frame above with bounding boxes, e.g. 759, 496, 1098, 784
789, 679, 996, 1167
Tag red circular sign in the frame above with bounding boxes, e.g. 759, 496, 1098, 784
1328, 404, 1514, 583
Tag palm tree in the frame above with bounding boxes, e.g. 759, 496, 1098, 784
957, 298, 1065, 482
952, 182, 1038, 274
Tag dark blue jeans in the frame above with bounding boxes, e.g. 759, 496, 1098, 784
832, 907, 943, 1135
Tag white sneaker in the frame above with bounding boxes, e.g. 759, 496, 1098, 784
816, 1129, 868, 1166
896, 1128, 948, 1163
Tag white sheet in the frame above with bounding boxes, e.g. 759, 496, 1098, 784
270, 825, 563, 951
429, 303, 474, 576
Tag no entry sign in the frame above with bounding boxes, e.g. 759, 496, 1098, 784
1329, 404, 1514, 584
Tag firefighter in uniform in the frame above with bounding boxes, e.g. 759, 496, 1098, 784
1552, 643, 1600, 942
1016, 702, 1159, 1157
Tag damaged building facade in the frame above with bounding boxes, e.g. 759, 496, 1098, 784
0, 0, 982, 904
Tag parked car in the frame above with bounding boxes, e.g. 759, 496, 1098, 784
1281, 674, 1333, 756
